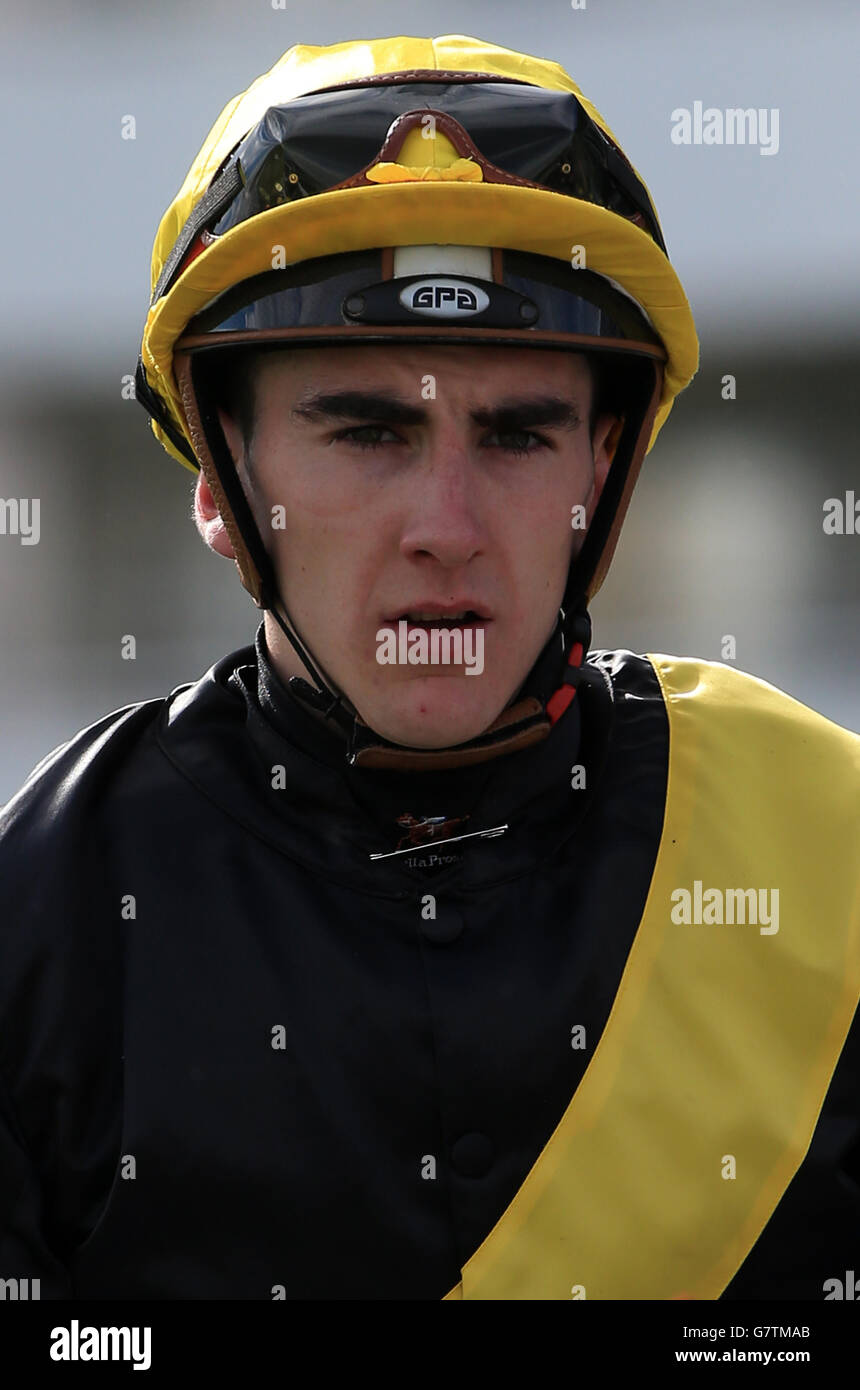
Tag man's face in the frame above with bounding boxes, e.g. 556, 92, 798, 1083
213, 344, 616, 749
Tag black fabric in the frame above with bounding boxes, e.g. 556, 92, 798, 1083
134, 356, 198, 468
0, 639, 858, 1299
151, 158, 243, 305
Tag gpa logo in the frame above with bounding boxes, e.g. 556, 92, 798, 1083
400, 279, 490, 318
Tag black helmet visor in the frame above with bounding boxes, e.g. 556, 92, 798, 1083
179, 250, 666, 356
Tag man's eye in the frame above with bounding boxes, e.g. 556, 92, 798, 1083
334, 425, 401, 449
484, 430, 548, 456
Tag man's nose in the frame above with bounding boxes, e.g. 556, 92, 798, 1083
398, 435, 485, 568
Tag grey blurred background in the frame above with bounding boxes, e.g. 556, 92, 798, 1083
1, 0, 857, 800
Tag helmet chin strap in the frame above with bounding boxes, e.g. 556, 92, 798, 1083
261, 588, 358, 738
259, 571, 592, 771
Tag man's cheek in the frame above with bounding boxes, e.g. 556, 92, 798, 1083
284, 469, 372, 523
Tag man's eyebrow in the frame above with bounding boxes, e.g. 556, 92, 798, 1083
291, 391, 425, 425
470, 396, 584, 432
290, 390, 585, 430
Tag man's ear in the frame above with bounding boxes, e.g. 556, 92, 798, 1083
193, 470, 235, 559
586, 413, 621, 522
192, 407, 248, 560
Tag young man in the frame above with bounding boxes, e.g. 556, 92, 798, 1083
1, 35, 857, 1302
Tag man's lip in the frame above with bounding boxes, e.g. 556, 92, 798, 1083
383, 601, 493, 622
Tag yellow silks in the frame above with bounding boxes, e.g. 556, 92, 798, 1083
444, 657, 860, 1300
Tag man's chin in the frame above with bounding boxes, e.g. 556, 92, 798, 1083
358, 679, 510, 751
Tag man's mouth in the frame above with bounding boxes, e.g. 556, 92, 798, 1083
384, 602, 493, 628
399, 611, 485, 628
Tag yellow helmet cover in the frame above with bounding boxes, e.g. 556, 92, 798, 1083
140, 34, 698, 474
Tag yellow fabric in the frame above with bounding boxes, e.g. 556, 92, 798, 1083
140, 34, 699, 471
388, 127, 469, 170
443, 657, 860, 1300
365, 159, 483, 183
